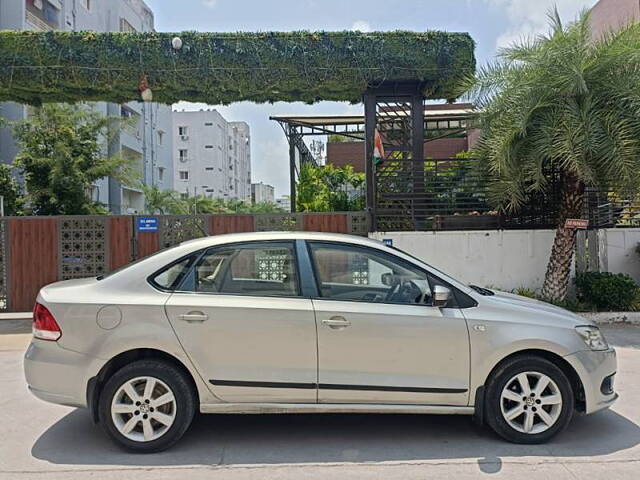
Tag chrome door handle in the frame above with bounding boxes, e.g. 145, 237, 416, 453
179, 312, 209, 323
321, 316, 351, 329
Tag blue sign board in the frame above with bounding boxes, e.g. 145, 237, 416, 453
137, 217, 158, 233
382, 238, 393, 247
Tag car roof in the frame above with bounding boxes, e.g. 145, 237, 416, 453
179, 231, 386, 249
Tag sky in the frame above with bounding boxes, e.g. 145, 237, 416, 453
145, 0, 599, 197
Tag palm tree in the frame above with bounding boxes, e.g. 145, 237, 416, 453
141, 185, 179, 214
466, 9, 640, 300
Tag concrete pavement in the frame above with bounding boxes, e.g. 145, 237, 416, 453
0, 325, 639, 479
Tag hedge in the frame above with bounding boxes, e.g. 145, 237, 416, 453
0, 30, 475, 105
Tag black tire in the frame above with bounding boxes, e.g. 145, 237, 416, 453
485, 355, 574, 444
98, 359, 196, 453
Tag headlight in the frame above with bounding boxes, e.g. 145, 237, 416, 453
575, 326, 609, 351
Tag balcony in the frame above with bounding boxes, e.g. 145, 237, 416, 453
25, 0, 61, 31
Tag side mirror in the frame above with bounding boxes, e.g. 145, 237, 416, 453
432, 285, 451, 308
381, 272, 395, 287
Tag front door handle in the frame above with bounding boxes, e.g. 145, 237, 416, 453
321, 316, 351, 329
179, 311, 209, 323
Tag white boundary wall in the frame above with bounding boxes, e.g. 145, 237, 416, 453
370, 229, 640, 292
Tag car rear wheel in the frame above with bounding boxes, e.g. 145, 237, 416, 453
485, 355, 574, 444
98, 359, 196, 453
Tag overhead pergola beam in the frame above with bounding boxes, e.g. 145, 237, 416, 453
0, 30, 475, 105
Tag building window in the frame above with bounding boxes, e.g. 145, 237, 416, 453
205, 145, 213, 149
158, 167, 165, 181
178, 126, 188, 136
205, 167, 214, 171
179, 171, 189, 181
119, 18, 137, 33
178, 149, 188, 162
81, 0, 91, 10
204, 122, 213, 126
157, 130, 164, 145
180, 193, 188, 200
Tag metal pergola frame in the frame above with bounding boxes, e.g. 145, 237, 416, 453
270, 93, 477, 215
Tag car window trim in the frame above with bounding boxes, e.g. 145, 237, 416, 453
173, 240, 304, 298
305, 240, 467, 308
147, 250, 203, 292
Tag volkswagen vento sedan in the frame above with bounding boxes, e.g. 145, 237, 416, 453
24, 232, 617, 452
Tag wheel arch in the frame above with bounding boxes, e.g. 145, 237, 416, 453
87, 348, 200, 423
475, 348, 586, 422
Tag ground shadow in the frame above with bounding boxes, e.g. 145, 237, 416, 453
31, 408, 640, 471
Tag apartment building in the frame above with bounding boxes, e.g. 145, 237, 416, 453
173, 109, 251, 202
275, 197, 291, 212
591, 0, 640, 38
251, 182, 275, 204
0, 0, 174, 214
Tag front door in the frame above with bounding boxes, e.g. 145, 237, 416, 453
308, 241, 470, 406
165, 241, 317, 403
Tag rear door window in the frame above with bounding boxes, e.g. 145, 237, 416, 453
180, 242, 300, 297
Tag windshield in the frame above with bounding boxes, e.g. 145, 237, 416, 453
97, 249, 169, 280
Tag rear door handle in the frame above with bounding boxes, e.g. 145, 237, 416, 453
321, 316, 351, 329
179, 312, 209, 323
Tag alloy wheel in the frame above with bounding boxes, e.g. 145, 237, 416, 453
111, 376, 176, 442
499, 371, 563, 434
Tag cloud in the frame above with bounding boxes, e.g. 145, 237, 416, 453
202, 0, 218, 8
351, 20, 372, 32
485, 0, 597, 50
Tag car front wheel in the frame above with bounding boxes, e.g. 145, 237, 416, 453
485, 355, 574, 444
98, 359, 196, 453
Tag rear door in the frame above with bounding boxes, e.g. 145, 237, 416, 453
164, 241, 318, 403
307, 241, 470, 406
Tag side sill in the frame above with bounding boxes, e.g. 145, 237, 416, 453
200, 403, 475, 415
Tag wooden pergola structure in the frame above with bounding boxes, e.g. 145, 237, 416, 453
271, 101, 477, 216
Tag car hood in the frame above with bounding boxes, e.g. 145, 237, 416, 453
481, 289, 593, 328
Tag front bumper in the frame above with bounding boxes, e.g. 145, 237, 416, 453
24, 339, 97, 408
564, 347, 617, 414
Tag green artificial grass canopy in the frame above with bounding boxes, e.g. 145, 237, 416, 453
0, 30, 475, 105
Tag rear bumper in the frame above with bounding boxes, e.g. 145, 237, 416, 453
564, 348, 617, 414
24, 339, 97, 408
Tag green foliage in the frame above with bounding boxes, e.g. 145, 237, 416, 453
12, 104, 133, 215
575, 272, 640, 311
327, 134, 363, 143
513, 286, 537, 299
142, 185, 182, 215
297, 163, 365, 212
465, 10, 640, 213
0, 164, 23, 215
142, 186, 285, 215
0, 30, 475, 105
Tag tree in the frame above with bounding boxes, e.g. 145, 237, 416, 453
297, 163, 365, 212
0, 164, 23, 216
12, 104, 134, 215
141, 185, 182, 215
466, 10, 640, 300
143, 187, 286, 215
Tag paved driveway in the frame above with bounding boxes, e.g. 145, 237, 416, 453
1, 321, 639, 479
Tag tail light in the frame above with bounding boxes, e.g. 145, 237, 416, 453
33, 303, 62, 341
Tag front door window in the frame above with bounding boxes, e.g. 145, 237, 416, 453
309, 243, 432, 305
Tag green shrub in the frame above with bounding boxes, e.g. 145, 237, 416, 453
513, 287, 537, 298
575, 272, 640, 311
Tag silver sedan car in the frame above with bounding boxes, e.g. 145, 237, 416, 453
24, 232, 617, 452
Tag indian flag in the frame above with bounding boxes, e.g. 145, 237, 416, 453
373, 129, 385, 165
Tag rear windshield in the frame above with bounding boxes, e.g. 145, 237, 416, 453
97, 249, 168, 280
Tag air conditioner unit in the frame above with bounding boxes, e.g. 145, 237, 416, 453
180, 135, 189, 141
